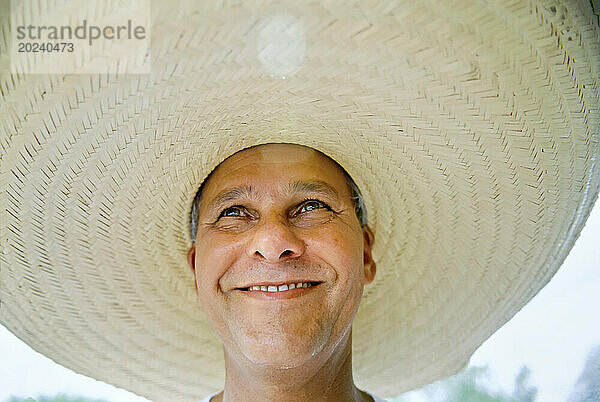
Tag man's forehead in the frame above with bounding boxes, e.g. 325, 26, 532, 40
207, 144, 346, 185
198, 143, 353, 211
214, 143, 322, 170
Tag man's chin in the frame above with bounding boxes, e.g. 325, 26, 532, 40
246, 356, 306, 370
237, 336, 329, 370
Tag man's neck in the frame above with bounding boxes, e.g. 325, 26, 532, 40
212, 330, 373, 402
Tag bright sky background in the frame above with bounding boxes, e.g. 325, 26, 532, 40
1, 200, 599, 402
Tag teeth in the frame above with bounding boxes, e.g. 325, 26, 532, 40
247, 282, 315, 292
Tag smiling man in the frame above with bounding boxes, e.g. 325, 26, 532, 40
1, 1, 598, 401
187, 143, 381, 402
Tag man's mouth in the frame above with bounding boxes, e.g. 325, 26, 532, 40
237, 282, 322, 292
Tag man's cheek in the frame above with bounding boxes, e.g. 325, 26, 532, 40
198, 292, 229, 334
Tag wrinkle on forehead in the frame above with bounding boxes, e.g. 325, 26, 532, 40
195, 143, 355, 218
207, 143, 349, 191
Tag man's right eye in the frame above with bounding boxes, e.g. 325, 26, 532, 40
219, 206, 245, 218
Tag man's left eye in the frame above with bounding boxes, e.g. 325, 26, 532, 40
299, 200, 330, 213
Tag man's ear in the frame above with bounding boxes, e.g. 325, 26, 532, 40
187, 246, 199, 294
362, 225, 376, 285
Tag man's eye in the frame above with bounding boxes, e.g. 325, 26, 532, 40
299, 200, 330, 213
219, 206, 245, 218
217, 200, 330, 220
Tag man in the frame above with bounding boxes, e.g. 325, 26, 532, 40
186, 143, 380, 401
1, 1, 598, 401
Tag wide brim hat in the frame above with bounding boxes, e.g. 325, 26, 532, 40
1, 0, 599, 400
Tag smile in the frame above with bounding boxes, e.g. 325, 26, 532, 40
239, 282, 321, 292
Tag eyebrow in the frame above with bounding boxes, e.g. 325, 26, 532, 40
206, 179, 340, 214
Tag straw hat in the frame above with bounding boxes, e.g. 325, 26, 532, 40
1, 0, 599, 400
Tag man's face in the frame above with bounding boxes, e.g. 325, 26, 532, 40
187, 143, 376, 369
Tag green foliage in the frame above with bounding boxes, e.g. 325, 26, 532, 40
6, 393, 108, 402
393, 365, 538, 402
567, 345, 600, 402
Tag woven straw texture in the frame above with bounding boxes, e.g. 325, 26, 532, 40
1, 0, 599, 400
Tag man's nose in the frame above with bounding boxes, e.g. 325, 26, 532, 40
246, 214, 305, 261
